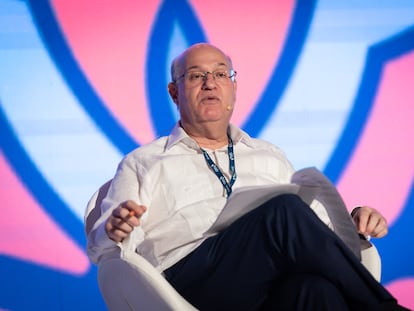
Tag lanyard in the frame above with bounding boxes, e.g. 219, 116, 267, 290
201, 136, 237, 197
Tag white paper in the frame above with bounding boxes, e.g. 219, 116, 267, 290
205, 167, 361, 258
206, 183, 301, 234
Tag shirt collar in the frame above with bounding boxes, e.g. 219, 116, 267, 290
166, 122, 256, 151
166, 123, 199, 150
227, 123, 255, 148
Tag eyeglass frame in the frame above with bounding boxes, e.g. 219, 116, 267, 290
173, 69, 237, 84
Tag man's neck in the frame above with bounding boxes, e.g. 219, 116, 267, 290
180, 121, 229, 149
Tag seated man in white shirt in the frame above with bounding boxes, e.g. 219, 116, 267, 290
87, 43, 408, 310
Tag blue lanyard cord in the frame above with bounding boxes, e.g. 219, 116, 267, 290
201, 136, 237, 197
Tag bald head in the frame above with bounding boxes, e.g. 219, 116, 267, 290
170, 43, 233, 82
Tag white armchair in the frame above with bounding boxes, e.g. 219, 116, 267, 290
85, 180, 197, 311
84, 180, 381, 311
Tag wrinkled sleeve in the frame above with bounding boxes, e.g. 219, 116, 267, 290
86, 153, 147, 264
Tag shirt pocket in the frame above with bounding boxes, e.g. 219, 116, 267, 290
161, 173, 216, 211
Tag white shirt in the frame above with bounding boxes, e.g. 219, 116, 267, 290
87, 124, 331, 271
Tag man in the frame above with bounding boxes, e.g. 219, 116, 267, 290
87, 43, 407, 310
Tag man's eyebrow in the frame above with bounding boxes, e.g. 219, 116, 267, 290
185, 65, 201, 71
185, 63, 228, 71
215, 62, 228, 67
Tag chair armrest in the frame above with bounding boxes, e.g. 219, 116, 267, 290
98, 250, 198, 311
360, 238, 381, 282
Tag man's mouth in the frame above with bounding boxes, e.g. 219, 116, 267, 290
201, 95, 220, 103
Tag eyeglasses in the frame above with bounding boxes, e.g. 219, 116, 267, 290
174, 69, 237, 85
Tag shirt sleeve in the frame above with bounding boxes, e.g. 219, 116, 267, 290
86, 153, 147, 264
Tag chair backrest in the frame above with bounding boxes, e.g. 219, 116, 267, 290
84, 180, 112, 236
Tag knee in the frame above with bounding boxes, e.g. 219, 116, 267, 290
253, 193, 318, 234
264, 193, 308, 216
270, 193, 305, 206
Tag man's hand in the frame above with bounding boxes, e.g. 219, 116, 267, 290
351, 206, 388, 238
105, 200, 147, 243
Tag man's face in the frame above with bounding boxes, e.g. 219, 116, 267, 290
169, 45, 237, 129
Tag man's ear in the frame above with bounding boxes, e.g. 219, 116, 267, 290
168, 82, 178, 105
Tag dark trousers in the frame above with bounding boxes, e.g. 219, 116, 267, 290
164, 194, 395, 311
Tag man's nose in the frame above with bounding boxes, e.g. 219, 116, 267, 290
201, 72, 216, 89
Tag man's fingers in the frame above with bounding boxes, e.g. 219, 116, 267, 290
354, 206, 388, 238
364, 213, 380, 234
105, 201, 147, 242
111, 201, 146, 223
355, 209, 369, 233
118, 200, 147, 219
110, 216, 135, 232
368, 217, 388, 238
373, 226, 388, 238
107, 227, 131, 242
